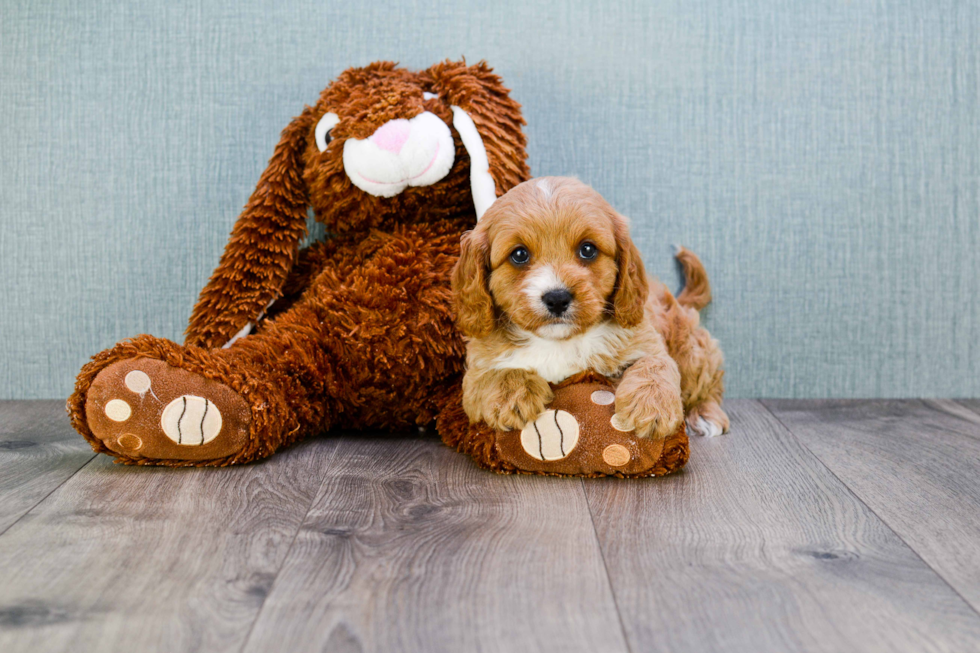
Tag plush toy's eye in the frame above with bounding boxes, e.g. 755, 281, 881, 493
315, 112, 340, 152
509, 246, 530, 265
578, 242, 598, 261
423, 91, 439, 101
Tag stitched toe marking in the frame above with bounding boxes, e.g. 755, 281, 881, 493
124, 370, 151, 394
104, 399, 131, 422
590, 390, 615, 405
610, 413, 634, 432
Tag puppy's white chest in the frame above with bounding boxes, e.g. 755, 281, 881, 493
490, 324, 635, 383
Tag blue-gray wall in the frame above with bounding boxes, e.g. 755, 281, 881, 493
2, 0, 978, 399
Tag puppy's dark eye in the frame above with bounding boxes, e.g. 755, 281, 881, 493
578, 242, 598, 261
510, 246, 530, 265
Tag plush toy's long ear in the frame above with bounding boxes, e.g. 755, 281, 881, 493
185, 109, 314, 349
426, 61, 530, 218
611, 214, 650, 328
452, 228, 495, 339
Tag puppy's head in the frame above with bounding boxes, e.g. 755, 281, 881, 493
453, 177, 649, 340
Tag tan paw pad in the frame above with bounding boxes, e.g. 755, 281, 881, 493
116, 434, 143, 451
602, 444, 631, 467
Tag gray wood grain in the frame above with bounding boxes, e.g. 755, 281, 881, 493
0, 437, 337, 653
765, 398, 980, 615
0, 400, 95, 534
241, 433, 628, 653
586, 400, 980, 653
5, 400, 980, 653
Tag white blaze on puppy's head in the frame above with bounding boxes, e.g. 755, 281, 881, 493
535, 178, 552, 199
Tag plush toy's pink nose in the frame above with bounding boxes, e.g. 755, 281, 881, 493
371, 119, 412, 154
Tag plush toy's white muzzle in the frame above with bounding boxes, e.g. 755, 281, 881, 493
341, 107, 497, 220
343, 111, 456, 198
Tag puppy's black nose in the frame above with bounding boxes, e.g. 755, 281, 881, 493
542, 289, 573, 316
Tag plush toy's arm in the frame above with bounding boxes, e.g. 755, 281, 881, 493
185, 111, 312, 350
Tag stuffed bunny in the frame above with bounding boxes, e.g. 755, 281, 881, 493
68, 61, 530, 466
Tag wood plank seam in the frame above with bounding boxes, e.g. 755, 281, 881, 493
953, 399, 980, 425
918, 399, 980, 441
759, 399, 980, 623
581, 399, 980, 652
0, 453, 97, 540
236, 440, 344, 653
237, 435, 631, 652
957, 401, 980, 414
582, 477, 635, 653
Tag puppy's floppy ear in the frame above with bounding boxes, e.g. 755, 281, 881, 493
452, 228, 495, 339
185, 107, 315, 349
611, 214, 650, 328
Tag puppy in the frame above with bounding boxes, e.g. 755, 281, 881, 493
452, 176, 729, 439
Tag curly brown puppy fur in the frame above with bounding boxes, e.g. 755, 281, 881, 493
67, 60, 531, 466
452, 177, 729, 439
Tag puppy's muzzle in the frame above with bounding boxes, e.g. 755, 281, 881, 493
542, 289, 573, 317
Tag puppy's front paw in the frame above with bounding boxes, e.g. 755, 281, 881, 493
484, 373, 554, 432
614, 381, 683, 440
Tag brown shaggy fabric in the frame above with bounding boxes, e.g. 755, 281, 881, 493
67, 60, 530, 466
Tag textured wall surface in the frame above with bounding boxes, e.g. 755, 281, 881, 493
2, 0, 978, 399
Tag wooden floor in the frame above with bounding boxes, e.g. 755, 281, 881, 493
1, 400, 980, 652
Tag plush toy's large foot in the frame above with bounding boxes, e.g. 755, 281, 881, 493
437, 372, 689, 478
83, 358, 251, 463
